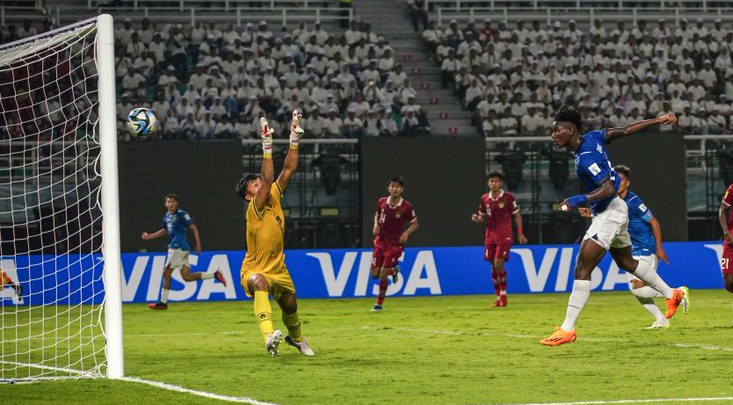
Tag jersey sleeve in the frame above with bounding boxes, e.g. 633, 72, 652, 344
578, 153, 610, 186
270, 182, 284, 206
509, 194, 519, 214
631, 195, 653, 223
723, 184, 733, 206
181, 211, 193, 226
161, 216, 166, 229
405, 204, 417, 222
479, 196, 486, 213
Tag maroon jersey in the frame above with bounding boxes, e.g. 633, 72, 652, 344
374, 197, 417, 248
479, 190, 518, 244
723, 184, 733, 232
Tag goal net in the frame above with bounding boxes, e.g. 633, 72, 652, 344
0, 15, 123, 382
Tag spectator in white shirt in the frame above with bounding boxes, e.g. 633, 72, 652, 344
121, 68, 146, 97
380, 110, 398, 136
324, 109, 344, 137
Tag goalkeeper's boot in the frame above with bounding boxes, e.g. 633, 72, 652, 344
15, 284, 23, 298
665, 286, 689, 319
285, 336, 315, 357
646, 319, 670, 329
499, 294, 507, 307
214, 270, 228, 287
148, 302, 168, 310
371, 304, 383, 312
391, 266, 400, 284
540, 326, 576, 346
266, 330, 283, 357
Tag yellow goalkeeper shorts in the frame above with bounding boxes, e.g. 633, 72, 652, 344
240, 266, 296, 301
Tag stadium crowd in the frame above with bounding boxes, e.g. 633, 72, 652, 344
1, 18, 430, 141
423, 17, 733, 137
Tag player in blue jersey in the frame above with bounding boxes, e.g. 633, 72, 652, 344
580, 165, 672, 329
142, 193, 227, 310
541, 105, 688, 345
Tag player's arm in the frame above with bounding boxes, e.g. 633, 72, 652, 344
399, 218, 419, 244
471, 198, 487, 223
560, 177, 616, 211
514, 210, 527, 244
189, 223, 202, 254
141, 228, 166, 240
254, 117, 275, 216
605, 113, 677, 142
720, 201, 733, 246
276, 110, 303, 192
373, 211, 381, 235
648, 216, 669, 264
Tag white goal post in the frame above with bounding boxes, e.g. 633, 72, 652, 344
0, 14, 123, 381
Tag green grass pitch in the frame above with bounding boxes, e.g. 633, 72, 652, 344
4, 290, 733, 405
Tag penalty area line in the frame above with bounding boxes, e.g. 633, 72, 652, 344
502, 397, 733, 405
120, 376, 281, 405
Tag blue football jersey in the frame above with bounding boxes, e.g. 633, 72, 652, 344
624, 191, 656, 256
574, 129, 621, 214
161, 209, 194, 250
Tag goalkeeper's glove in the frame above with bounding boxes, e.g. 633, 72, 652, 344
260, 116, 274, 158
290, 109, 304, 149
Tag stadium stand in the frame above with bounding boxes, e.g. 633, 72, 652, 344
419, 1, 733, 137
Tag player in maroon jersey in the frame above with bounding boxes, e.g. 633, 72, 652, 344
371, 176, 419, 312
718, 183, 733, 324
471, 172, 528, 307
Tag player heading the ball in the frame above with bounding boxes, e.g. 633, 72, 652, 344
541, 105, 688, 346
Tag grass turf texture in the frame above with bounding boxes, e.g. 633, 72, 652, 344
4, 290, 733, 405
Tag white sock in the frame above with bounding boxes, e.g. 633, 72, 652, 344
631, 288, 666, 322
200, 272, 214, 279
500, 290, 506, 296
630, 260, 673, 299
161, 288, 170, 304
560, 280, 591, 331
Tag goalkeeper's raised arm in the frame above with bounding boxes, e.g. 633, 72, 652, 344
276, 110, 304, 192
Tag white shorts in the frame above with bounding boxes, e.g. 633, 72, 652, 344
627, 254, 658, 283
165, 248, 190, 270
583, 196, 631, 251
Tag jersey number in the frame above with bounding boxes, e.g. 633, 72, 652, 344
723, 257, 730, 271
379, 210, 386, 224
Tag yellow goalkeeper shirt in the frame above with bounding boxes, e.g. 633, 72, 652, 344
242, 181, 286, 274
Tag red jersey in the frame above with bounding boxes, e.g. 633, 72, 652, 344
374, 197, 417, 248
479, 190, 518, 244
723, 184, 733, 232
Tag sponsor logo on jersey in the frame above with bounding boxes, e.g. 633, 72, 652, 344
588, 162, 601, 176
596, 143, 602, 153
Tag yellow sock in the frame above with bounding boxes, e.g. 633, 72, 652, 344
254, 291, 274, 343
282, 311, 303, 342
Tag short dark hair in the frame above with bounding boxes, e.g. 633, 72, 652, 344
235, 173, 261, 200
554, 105, 582, 132
614, 165, 630, 179
389, 176, 404, 187
487, 171, 504, 181
164, 193, 179, 202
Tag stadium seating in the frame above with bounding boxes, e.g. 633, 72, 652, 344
421, 9, 733, 137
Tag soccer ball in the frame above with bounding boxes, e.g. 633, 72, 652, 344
126, 107, 159, 136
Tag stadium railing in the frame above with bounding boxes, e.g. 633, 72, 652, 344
0, 4, 351, 26
427, 0, 732, 12
88, 0, 336, 10
435, 6, 732, 26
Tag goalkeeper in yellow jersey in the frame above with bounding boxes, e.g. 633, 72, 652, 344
235, 110, 314, 357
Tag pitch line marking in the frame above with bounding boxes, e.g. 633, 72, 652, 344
361, 326, 733, 352
120, 376, 280, 405
503, 397, 733, 405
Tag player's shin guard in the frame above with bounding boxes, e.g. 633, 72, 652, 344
631, 287, 666, 322
282, 311, 303, 343
491, 270, 501, 297
254, 291, 274, 343
630, 260, 673, 299
161, 288, 170, 304
560, 280, 591, 332
376, 279, 388, 305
